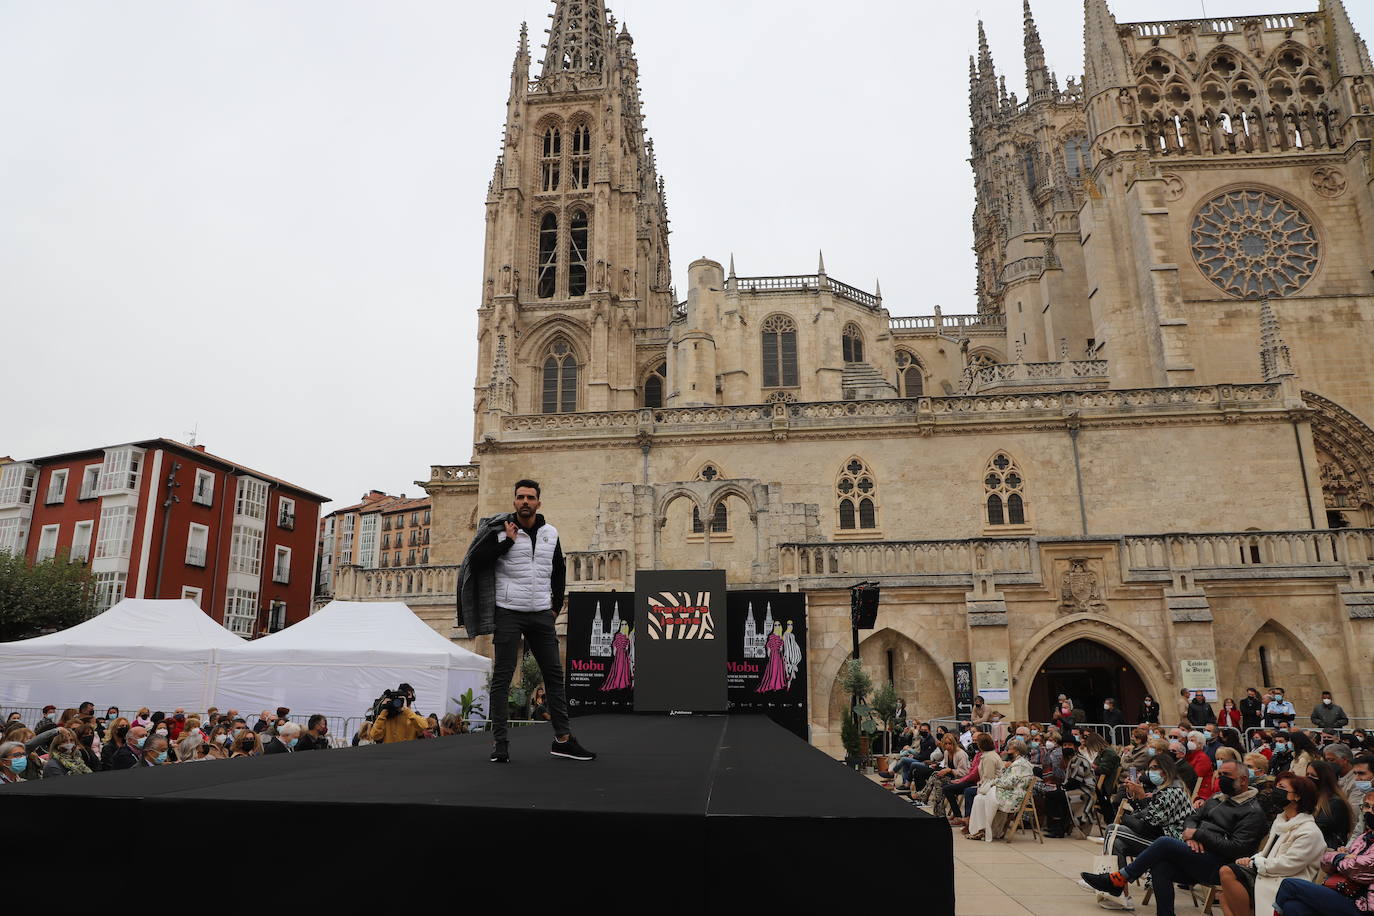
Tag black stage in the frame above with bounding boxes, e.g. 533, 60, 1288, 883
6, 715, 952, 911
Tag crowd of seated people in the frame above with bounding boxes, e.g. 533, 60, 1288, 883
882, 687, 1373, 914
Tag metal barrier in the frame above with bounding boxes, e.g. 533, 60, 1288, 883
1, 707, 48, 728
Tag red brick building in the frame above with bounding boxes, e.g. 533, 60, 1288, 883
0, 439, 328, 637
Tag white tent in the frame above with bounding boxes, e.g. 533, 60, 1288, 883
211, 601, 491, 727
0, 598, 244, 712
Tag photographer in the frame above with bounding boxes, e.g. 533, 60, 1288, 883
368, 689, 430, 744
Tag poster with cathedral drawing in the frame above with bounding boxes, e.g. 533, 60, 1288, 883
727, 591, 808, 740
565, 593, 636, 714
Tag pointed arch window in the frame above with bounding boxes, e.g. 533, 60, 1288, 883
762, 314, 799, 388
643, 362, 667, 409
568, 209, 589, 297
895, 350, 924, 397
984, 452, 1027, 527
570, 124, 591, 189
1064, 137, 1092, 179
841, 323, 864, 363
541, 126, 561, 192
836, 457, 878, 531
537, 212, 559, 299
541, 339, 578, 414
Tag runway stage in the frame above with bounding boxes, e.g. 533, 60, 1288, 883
5, 715, 953, 911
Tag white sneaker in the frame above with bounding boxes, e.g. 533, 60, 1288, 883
1096, 892, 1135, 910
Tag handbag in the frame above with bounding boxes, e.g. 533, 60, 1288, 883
1322, 872, 1365, 899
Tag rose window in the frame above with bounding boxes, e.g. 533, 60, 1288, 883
1191, 190, 1318, 298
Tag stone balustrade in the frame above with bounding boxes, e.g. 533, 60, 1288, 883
331, 549, 629, 603
779, 538, 1034, 580
889, 312, 1006, 332
964, 358, 1110, 393
1124, 529, 1374, 572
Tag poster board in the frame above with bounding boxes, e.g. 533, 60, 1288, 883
953, 662, 974, 720
1181, 659, 1218, 701
726, 591, 808, 739
633, 570, 728, 712
975, 660, 1010, 704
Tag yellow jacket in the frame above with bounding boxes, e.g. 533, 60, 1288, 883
368, 707, 430, 744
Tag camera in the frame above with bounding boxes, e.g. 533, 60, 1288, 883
369, 688, 408, 719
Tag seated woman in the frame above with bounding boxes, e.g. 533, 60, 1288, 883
1218, 772, 1325, 916
967, 738, 1033, 841
918, 734, 970, 818
953, 732, 1002, 832
1272, 792, 1374, 915
1244, 751, 1272, 790
1308, 759, 1353, 849
1083, 731, 1120, 822
41, 728, 92, 777
1094, 752, 1192, 911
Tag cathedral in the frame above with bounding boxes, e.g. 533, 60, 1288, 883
330, 0, 1374, 755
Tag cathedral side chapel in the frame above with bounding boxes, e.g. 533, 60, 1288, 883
330, 0, 1374, 757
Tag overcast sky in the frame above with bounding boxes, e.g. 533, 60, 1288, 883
3, 0, 1367, 512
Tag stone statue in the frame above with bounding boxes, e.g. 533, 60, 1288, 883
621, 268, 633, 297
501, 264, 512, 295
1117, 89, 1138, 123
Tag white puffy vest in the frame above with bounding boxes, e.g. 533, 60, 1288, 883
494, 521, 558, 612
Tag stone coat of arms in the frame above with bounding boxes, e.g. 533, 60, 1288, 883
1059, 557, 1106, 615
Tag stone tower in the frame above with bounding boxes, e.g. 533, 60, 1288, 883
968, 4, 1096, 365
473, 0, 673, 442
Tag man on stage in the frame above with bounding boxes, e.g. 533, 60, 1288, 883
458, 479, 596, 764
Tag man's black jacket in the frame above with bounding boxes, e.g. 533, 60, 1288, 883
1185, 788, 1268, 861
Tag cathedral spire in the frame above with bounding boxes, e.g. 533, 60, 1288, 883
509, 22, 530, 100
540, 0, 610, 79
1324, 0, 1374, 77
1259, 299, 1296, 381
1082, 0, 1128, 97
1024, 1, 1051, 101
977, 21, 996, 84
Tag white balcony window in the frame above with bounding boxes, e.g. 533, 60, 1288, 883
224, 587, 259, 636
186, 523, 209, 567
273, 545, 291, 584
35, 525, 59, 563
192, 469, 215, 506
95, 505, 137, 560
98, 447, 144, 495
0, 518, 27, 556
71, 521, 93, 563
45, 469, 68, 505
235, 477, 268, 520
229, 524, 263, 576
358, 514, 378, 569
93, 572, 127, 614
79, 466, 100, 500
0, 463, 38, 509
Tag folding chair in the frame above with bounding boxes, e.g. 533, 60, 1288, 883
1004, 777, 1043, 844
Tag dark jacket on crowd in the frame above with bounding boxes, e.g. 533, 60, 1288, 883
1186, 698, 1217, 727
1102, 707, 1126, 728
912, 732, 938, 762
1185, 787, 1268, 861
295, 732, 328, 751
1311, 702, 1350, 730
1138, 700, 1161, 724
1175, 756, 1199, 793
261, 736, 291, 755
1239, 695, 1263, 730
1316, 796, 1352, 849
109, 744, 140, 770
100, 740, 121, 771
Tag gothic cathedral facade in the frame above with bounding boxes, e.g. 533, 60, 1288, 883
335, 0, 1374, 754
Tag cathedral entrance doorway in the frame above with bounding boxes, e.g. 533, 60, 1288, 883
1027, 638, 1146, 727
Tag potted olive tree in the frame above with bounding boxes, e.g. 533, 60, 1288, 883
839, 659, 873, 768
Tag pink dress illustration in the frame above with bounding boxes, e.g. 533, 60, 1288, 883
600, 626, 634, 691
756, 626, 788, 693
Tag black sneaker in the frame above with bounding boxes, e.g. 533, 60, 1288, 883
490, 742, 509, 763
1077, 871, 1124, 898
550, 735, 596, 761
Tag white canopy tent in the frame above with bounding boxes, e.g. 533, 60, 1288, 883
211, 601, 491, 727
0, 598, 244, 712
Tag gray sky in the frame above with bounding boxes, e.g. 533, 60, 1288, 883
3, 0, 1367, 512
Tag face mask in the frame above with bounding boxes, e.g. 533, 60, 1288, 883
155, 729, 168, 737
134, 736, 146, 748
1030, 730, 1039, 736
1248, 768, 1256, 780
1146, 747, 1157, 757
287, 738, 298, 748
59, 743, 75, 754
1274, 742, 1289, 753
1148, 770, 1164, 786
1354, 780, 1372, 794
155, 751, 167, 764
1365, 811, 1374, 833
214, 735, 228, 745
9, 756, 27, 773
1323, 699, 1332, 705
1219, 775, 1237, 796
1187, 741, 1199, 752
1029, 741, 1040, 748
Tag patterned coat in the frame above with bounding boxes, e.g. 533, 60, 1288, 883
993, 756, 1035, 812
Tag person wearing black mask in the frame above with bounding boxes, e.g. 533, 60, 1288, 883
1273, 794, 1374, 915
1138, 695, 1161, 725
1186, 691, 1217, 727
1079, 760, 1267, 916
1239, 687, 1263, 732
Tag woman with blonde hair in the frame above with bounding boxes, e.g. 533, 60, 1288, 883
229, 730, 261, 758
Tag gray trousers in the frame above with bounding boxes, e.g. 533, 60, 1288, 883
489, 607, 570, 745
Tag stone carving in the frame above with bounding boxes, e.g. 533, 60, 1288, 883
1160, 172, 1185, 201
1311, 166, 1348, 199
1058, 558, 1106, 615
1191, 190, 1319, 299
501, 264, 512, 295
